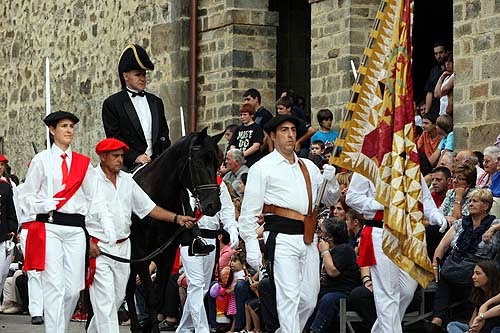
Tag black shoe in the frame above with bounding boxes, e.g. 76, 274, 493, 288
31, 316, 44, 325
158, 319, 178, 331
188, 237, 215, 256
423, 321, 444, 333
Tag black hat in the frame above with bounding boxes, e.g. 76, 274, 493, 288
264, 115, 301, 135
43, 111, 80, 127
118, 44, 154, 87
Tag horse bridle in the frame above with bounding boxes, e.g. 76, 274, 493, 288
181, 143, 220, 210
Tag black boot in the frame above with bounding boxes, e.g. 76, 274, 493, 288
188, 237, 215, 256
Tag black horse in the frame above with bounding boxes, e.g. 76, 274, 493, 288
125, 128, 222, 332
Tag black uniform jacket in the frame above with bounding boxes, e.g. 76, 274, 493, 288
0, 181, 17, 242
102, 90, 171, 170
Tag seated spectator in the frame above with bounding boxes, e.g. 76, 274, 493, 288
227, 252, 253, 333
310, 109, 339, 148
439, 150, 457, 173
223, 149, 249, 197
418, 112, 443, 169
336, 171, 352, 199
478, 147, 500, 188
310, 140, 326, 158
345, 209, 364, 251
491, 155, 500, 198
427, 166, 453, 258
331, 196, 349, 221
306, 217, 361, 332
440, 163, 477, 225
436, 114, 454, 153
229, 103, 264, 167
447, 261, 500, 333
430, 189, 500, 330
434, 51, 454, 116
415, 100, 425, 127
456, 150, 486, 186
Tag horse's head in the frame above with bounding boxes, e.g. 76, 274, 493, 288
180, 128, 222, 216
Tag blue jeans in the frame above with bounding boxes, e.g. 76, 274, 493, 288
310, 291, 347, 332
492, 327, 500, 333
234, 279, 252, 330
447, 321, 469, 333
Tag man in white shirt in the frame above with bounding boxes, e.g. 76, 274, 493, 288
177, 180, 239, 333
346, 172, 447, 333
239, 115, 340, 332
86, 138, 196, 333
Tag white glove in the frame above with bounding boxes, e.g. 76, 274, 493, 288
245, 238, 262, 271
322, 164, 336, 181
438, 216, 448, 233
229, 227, 240, 249
35, 198, 62, 213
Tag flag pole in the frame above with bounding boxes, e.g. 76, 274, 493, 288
180, 106, 186, 136
45, 57, 54, 222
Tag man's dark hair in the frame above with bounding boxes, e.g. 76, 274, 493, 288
317, 109, 333, 123
431, 166, 452, 179
433, 41, 448, 50
243, 88, 261, 104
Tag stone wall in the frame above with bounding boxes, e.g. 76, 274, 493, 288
0, 0, 188, 176
453, 0, 500, 150
309, 0, 378, 128
197, 0, 278, 132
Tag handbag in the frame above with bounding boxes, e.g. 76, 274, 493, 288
440, 250, 489, 286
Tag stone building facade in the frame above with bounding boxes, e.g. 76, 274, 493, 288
0, 0, 498, 176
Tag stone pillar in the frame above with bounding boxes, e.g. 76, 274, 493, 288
197, 0, 279, 132
453, 0, 500, 150
309, 0, 378, 127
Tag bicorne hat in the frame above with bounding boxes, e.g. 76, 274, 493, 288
118, 44, 154, 87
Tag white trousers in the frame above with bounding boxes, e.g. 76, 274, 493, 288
0, 241, 12, 293
370, 227, 418, 333
20, 228, 44, 317
269, 233, 320, 333
3, 269, 23, 305
177, 239, 216, 333
87, 239, 131, 333
42, 223, 86, 333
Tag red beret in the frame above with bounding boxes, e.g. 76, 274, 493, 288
95, 138, 129, 155
0, 154, 8, 163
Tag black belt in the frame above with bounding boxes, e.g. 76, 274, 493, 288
36, 211, 85, 227
36, 211, 90, 268
264, 215, 305, 280
364, 220, 383, 228
180, 228, 218, 246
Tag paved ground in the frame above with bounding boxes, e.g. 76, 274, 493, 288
0, 314, 131, 332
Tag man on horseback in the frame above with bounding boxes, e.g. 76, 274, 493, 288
102, 44, 171, 172
86, 137, 197, 333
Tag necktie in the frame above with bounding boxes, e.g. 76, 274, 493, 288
126, 88, 145, 97
61, 153, 69, 184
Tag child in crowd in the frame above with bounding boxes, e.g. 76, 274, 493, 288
311, 109, 339, 147
226, 252, 249, 333
310, 140, 325, 157
229, 104, 264, 167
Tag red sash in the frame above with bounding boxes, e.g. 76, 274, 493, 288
356, 211, 384, 267
85, 237, 100, 288
24, 152, 91, 271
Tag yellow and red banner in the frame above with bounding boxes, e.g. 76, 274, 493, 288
332, 0, 433, 287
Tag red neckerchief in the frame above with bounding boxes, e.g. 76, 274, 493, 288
24, 152, 91, 272
356, 210, 384, 267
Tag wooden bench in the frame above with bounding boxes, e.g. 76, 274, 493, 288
338, 281, 464, 333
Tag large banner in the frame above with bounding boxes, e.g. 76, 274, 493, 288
332, 0, 433, 287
